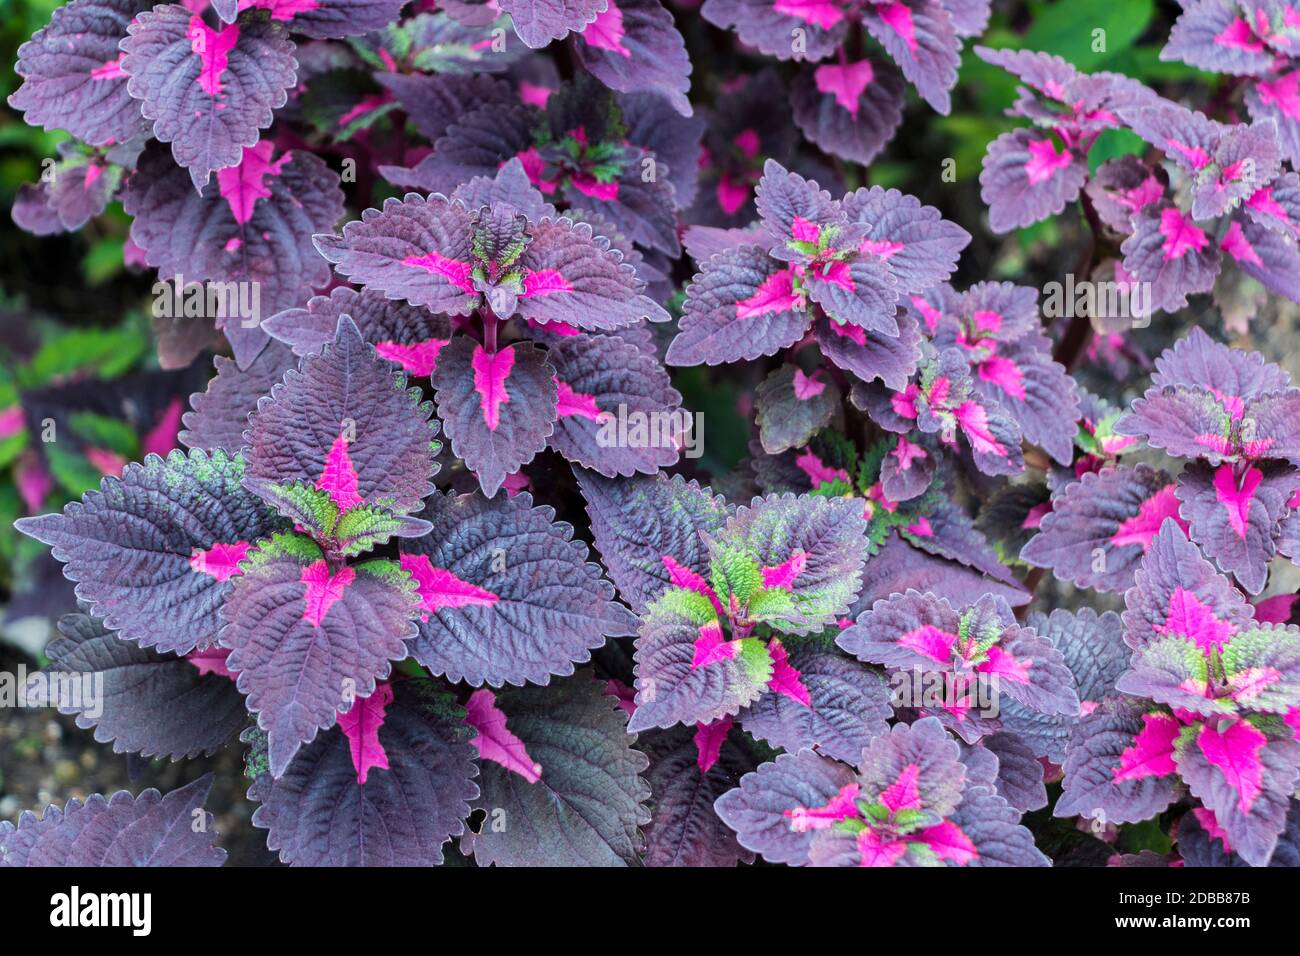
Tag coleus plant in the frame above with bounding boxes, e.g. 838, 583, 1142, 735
1022, 328, 1300, 595
307, 159, 679, 496
14, 317, 651, 865
700, 0, 990, 123
1162, 0, 1300, 164
8, 0, 1300, 871
669, 158, 969, 378
976, 45, 1156, 232
1055, 522, 1300, 867
1107, 98, 1300, 315
714, 716, 1050, 866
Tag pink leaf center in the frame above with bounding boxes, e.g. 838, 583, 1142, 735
399, 553, 499, 622
300, 560, 355, 627
337, 682, 393, 785
472, 344, 515, 431
465, 688, 542, 783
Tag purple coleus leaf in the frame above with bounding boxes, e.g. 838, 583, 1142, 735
179, 343, 296, 455
861, 530, 1031, 609
1020, 464, 1188, 593
1120, 203, 1221, 313
1162, 0, 1285, 77
1177, 460, 1300, 594
0, 775, 225, 867
861, 0, 964, 115
713, 748, 860, 866
627, 588, 775, 732
237, 0, 407, 39
571, 0, 693, 118
999, 608, 1129, 763
838, 591, 1079, 742
121, 5, 298, 189
1178, 799, 1300, 868
374, 71, 518, 148
1086, 154, 1168, 233
719, 493, 870, 635
814, 311, 923, 392
1175, 716, 1300, 867
723, 718, 1048, 867
124, 140, 345, 369
219, 532, 418, 776
739, 636, 894, 763
699, 0, 850, 63
498, 0, 607, 47
462, 672, 652, 866
931, 281, 1082, 465
314, 188, 666, 328
978, 732, 1049, 812
668, 157, 964, 366
1056, 700, 1181, 825
755, 365, 840, 455
243, 316, 440, 542
15, 447, 284, 656
263, 287, 452, 377
8, 0, 152, 147
399, 489, 636, 686
577, 469, 732, 612
791, 59, 906, 166
667, 244, 814, 366
249, 678, 479, 866
840, 185, 970, 297
1122, 102, 1281, 219
544, 332, 683, 476
1117, 327, 1300, 468
12, 149, 126, 236
980, 128, 1087, 234
640, 725, 756, 867
28, 612, 247, 760
431, 338, 556, 498
1121, 520, 1255, 653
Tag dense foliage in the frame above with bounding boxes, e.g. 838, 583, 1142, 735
3, 0, 1300, 868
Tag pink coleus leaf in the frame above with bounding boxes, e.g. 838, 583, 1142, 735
1177, 460, 1300, 594
251, 678, 479, 866
124, 141, 344, 369
1174, 716, 1300, 866
1120, 204, 1221, 315
465, 688, 543, 783
9, 0, 152, 147
543, 332, 683, 478
220, 535, 418, 777
402, 490, 636, 687
16, 448, 285, 657
121, 7, 298, 189
431, 339, 557, 499
1113, 711, 1180, 782
1020, 464, 1185, 593
980, 128, 1086, 233
243, 317, 441, 520
1056, 699, 1180, 825
699, 0, 849, 63
572, 0, 694, 118
1122, 520, 1254, 652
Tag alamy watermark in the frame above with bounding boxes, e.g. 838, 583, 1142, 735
888, 667, 1001, 720
596, 404, 704, 459
0, 665, 103, 719
152, 273, 262, 329
1041, 273, 1152, 332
